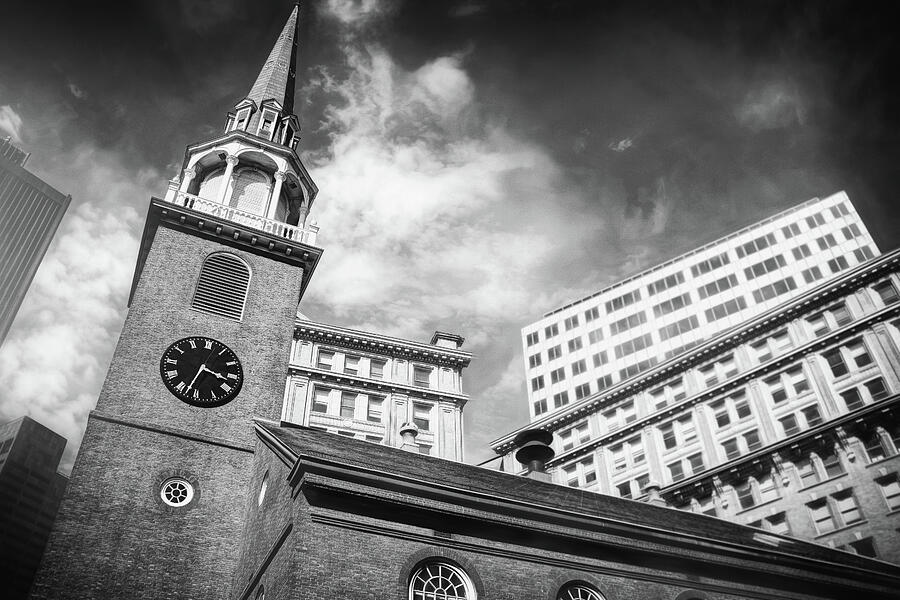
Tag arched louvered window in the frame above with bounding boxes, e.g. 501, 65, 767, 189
191, 253, 251, 321
198, 167, 225, 202
409, 562, 475, 600
557, 584, 604, 600
230, 168, 271, 215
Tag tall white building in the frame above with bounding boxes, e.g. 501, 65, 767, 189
521, 191, 878, 420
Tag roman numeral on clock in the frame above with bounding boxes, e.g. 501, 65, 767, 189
204, 340, 213, 349
165, 370, 178, 380
220, 383, 232, 392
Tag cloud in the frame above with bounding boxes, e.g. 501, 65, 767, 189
0, 105, 24, 142
609, 136, 634, 153
736, 81, 805, 131
323, 0, 393, 26
68, 82, 86, 99
0, 145, 154, 472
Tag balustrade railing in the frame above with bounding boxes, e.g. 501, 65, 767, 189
166, 191, 318, 246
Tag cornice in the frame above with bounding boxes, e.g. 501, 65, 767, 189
128, 198, 323, 306
293, 320, 473, 367
289, 365, 469, 405
492, 250, 900, 452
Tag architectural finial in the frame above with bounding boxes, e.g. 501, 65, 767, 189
247, 4, 300, 116
399, 422, 420, 453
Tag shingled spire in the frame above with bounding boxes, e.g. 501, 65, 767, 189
247, 4, 299, 115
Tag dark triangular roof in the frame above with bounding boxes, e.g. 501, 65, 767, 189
246, 4, 299, 115
256, 421, 900, 578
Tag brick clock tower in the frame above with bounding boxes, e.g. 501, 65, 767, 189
30, 6, 321, 599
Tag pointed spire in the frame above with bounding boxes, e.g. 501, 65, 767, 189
247, 4, 300, 115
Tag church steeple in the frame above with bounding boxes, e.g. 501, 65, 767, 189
164, 3, 318, 245
246, 3, 299, 117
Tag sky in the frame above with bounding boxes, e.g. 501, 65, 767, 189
0, 0, 898, 471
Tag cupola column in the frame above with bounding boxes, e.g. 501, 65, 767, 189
217, 155, 240, 205
267, 171, 286, 220
179, 167, 196, 194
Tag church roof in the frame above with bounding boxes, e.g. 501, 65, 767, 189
256, 421, 900, 579
246, 4, 299, 115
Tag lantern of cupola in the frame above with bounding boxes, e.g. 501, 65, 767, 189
163, 4, 318, 243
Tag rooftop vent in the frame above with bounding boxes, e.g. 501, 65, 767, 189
514, 429, 554, 482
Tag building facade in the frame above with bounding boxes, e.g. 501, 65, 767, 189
0, 137, 71, 346
0, 417, 68, 599
282, 321, 470, 460
495, 249, 900, 562
521, 192, 878, 421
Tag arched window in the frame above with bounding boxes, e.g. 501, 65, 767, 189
557, 583, 604, 600
230, 168, 271, 215
409, 561, 475, 600
191, 253, 251, 321
198, 167, 225, 202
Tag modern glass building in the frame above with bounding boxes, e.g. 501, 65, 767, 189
0, 137, 70, 346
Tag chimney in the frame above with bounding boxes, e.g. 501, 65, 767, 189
513, 429, 555, 482
430, 331, 465, 350
398, 422, 419, 453
642, 480, 668, 507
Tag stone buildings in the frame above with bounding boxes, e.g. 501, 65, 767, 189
495, 233, 900, 562
0, 137, 70, 346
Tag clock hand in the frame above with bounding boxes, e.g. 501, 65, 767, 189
186, 364, 207, 391
204, 368, 229, 380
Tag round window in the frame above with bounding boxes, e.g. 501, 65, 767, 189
160, 478, 195, 507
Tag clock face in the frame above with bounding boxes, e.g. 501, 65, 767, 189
160, 337, 243, 407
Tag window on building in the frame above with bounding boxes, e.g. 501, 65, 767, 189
564, 315, 579, 330
528, 353, 542, 369
801, 404, 823, 427
878, 475, 900, 511
609, 311, 648, 335
370, 359, 386, 379
605, 289, 642, 313
792, 244, 812, 260
647, 271, 685, 296
796, 457, 819, 487
767, 512, 790, 535
316, 350, 334, 370
782, 222, 802, 238
344, 355, 360, 375
690, 251, 731, 277
698, 273, 740, 299
841, 388, 865, 411
571, 360, 587, 376
367, 395, 383, 423
548, 345, 562, 361
736, 232, 778, 258
312, 388, 330, 413
560, 422, 590, 451
550, 367, 566, 384
863, 431, 890, 463
735, 480, 755, 510
854, 246, 875, 263
840, 223, 862, 240
710, 391, 752, 428
828, 256, 850, 273
567, 337, 584, 352
413, 403, 431, 431
533, 398, 548, 416
597, 374, 614, 391
574, 382, 591, 400
698, 354, 738, 388
815, 233, 838, 251
823, 348, 849, 378
808, 499, 837, 534
526, 331, 540, 346
531, 375, 545, 391
545, 323, 559, 338
584, 306, 600, 322
413, 366, 432, 388
752, 276, 798, 303
652, 293, 692, 318
780, 414, 800, 436
234, 108, 251, 130
587, 328, 603, 344
604, 401, 635, 433
744, 255, 787, 280
722, 438, 740, 460
610, 436, 644, 471
744, 429, 762, 451
553, 391, 570, 408
705, 297, 748, 322
340, 391, 356, 419
821, 449, 845, 479
801, 266, 824, 284
806, 212, 827, 229
614, 333, 653, 359
562, 456, 598, 488
831, 203, 851, 218
865, 377, 889, 401
658, 315, 700, 341
834, 490, 862, 526
874, 280, 900, 306
846, 538, 878, 558
409, 562, 475, 600
592, 351, 608, 367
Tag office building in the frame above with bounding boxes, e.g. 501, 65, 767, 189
0, 137, 71, 345
494, 248, 900, 562
521, 192, 878, 421
283, 321, 470, 459
0, 417, 68, 599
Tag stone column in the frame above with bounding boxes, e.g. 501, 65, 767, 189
868, 325, 900, 391
217, 155, 239, 205
747, 380, 777, 442
267, 171, 286, 220
178, 167, 196, 193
